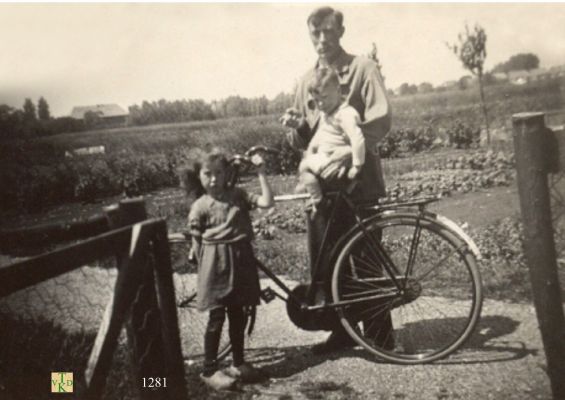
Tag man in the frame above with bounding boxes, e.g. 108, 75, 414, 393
281, 6, 393, 354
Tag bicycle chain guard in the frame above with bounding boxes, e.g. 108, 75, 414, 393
286, 284, 340, 331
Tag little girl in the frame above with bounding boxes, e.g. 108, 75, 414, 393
187, 149, 274, 391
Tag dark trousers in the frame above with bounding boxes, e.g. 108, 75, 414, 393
203, 306, 246, 376
306, 196, 394, 346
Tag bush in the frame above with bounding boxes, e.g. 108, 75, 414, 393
446, 119, 481, 149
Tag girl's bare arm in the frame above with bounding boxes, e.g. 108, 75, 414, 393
251, 155, 274, 209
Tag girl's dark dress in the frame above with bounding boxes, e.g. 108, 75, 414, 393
188, 187, 261, 311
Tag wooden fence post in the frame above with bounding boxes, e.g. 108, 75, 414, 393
512, 112, 565, 399
106, 199, 170, 399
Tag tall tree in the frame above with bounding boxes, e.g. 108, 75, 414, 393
37, 97, 51, 121
492, 53, 540, 74
23, 98, 37, 122
447, 23, 490, 143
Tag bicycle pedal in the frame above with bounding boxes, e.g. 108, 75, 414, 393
260, 287, 276, 303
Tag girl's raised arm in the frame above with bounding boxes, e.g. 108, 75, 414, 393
251, 155, 274, 209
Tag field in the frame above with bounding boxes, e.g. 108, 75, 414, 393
0, 79, 564, 399
1, 78, 563, 212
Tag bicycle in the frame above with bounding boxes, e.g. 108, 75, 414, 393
170, 146, 483, 365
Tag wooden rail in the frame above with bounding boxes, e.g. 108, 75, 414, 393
0, 199, 187, 400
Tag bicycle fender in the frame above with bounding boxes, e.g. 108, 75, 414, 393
433, 214, 482, 260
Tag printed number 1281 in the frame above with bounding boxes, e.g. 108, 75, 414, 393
142, 378, 167, 388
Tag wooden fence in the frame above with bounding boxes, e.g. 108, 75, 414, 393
512, 112, 565, 400
0, 198, 187, 400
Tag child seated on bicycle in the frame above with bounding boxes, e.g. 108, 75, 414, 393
187, 149, 274, 391
297, 67, 365, 209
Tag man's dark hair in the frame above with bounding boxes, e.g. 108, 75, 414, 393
307, 6, 343, 28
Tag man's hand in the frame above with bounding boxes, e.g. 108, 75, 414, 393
347, 165, 361, 180
280, 108, 304, 129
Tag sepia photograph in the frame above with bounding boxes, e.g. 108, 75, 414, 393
0, 3, 564, 399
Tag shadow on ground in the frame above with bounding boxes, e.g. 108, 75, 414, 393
184, 314, 536, 399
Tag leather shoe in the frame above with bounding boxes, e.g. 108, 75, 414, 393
311, 330, 356, 355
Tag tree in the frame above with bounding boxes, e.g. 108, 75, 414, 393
447, 23, 490, 143
492, 53, 540, 74
23, 98, 37, 122
84, 111, 102, 129
37, 97, 51, 121
398, 82, 418, 96
418, 82, 434, 94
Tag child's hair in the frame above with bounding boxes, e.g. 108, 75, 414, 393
178, 148, 232, 202
200, 149, 230, 172
308, 67, 340, 96
178, 160, 204, 211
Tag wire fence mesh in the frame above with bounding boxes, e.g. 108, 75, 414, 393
0, 258, 137, 399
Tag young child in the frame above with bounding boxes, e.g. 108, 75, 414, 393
297, 67, 365, 208
187, 149, 274, 391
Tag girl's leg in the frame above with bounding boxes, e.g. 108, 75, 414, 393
226, 306, 246, 367
203, 307, 226, 376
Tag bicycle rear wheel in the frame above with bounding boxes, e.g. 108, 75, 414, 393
331, 211, 482, 364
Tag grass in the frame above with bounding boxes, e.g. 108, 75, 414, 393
0, 313, 136, 400
4, 78, 563, 161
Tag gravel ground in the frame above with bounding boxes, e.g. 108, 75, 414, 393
0, 264, 558, 400
180, 278, 556, 400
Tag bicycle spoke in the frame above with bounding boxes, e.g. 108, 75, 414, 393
405, 224, 422, 279
333, 213, 482, 364
415, 243, 467, 282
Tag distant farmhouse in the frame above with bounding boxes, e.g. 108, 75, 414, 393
501, 65, 565, 85
70, 104, 128, 127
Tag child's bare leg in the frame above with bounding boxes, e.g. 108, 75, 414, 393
299, 170, 323, 206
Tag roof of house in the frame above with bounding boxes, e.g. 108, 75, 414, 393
70, 104, 128, 119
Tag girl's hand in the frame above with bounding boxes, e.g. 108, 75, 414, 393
251, 154, 266, 173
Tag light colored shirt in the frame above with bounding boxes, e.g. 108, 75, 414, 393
288, 49, 391, 199
309, 103, 365, 167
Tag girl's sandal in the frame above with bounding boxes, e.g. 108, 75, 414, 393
200, 370, 237, 391
225, 362, 266, 383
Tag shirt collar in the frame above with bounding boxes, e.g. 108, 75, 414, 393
315, 48, 352, 74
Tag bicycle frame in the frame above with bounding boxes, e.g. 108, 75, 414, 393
256, 190, 441, 313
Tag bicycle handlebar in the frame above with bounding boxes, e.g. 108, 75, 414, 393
230, 145, 279, 166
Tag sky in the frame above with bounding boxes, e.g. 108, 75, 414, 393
1, 2, 564, 117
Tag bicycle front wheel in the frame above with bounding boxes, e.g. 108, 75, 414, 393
331, 211, 482, 364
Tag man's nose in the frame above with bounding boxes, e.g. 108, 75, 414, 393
319, 32, 327, 43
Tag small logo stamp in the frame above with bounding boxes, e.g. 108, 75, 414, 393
51, 372, 73, 393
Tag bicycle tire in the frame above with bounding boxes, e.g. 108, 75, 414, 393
331, 211, 483, 364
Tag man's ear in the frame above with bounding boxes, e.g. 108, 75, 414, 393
339, 25, 345, 39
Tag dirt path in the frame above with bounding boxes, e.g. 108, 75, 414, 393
200, 280, 552, 400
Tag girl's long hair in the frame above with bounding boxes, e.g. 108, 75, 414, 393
178, 149, 233, 208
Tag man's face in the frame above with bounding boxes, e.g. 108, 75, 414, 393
308, 15, 344, 63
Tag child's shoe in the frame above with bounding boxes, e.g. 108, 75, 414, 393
199, 370, 237, 391
226, 362, 266, 383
